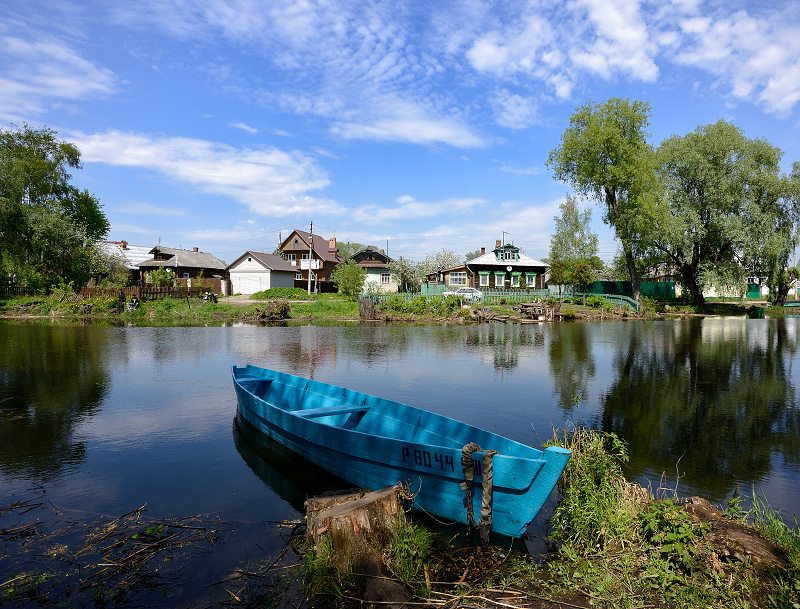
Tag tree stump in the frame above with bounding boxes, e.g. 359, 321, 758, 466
358, 295, 376, 319
305, 485, 412, 608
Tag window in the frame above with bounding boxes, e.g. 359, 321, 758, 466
494, 273, 505, 288
301, 253, 311, 260
183, 273, 190, 279
286, 253, 296, 261
381, 273, 391, 284
295, 273, 302, 280
511, 274, 520, 287
449, 272, 467, 286
479, 274, 489, 287
526, 273, 536, 287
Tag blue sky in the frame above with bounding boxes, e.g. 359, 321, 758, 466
3, 0, 800, 265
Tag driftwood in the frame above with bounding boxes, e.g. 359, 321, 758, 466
306, 486, 412, 608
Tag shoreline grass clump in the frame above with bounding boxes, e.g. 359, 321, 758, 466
543, 423, 800, 608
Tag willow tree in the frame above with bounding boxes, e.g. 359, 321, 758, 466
651, 121, 798, 308
547, 98, 655, 302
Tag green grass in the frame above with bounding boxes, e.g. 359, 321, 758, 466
289, 295, 358, 318
539, 422, 797, 608
250, 287, 310, 299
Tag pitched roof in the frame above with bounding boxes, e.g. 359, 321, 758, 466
467, 250, 548, 268
281, 230, 341, 264
226, 251, 296, 273
137, 246, 226, 270
349, 248, 393, 267
99, 241, 154, 269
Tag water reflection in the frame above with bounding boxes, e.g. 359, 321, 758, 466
548, 323, 596, 412
232, 413, 352, 512
0, 323, 110, 479
598, 318, 800, 502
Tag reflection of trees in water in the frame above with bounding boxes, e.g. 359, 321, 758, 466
598, 318, 800, 500
548, 323, 596, 412
0, 324, 110, 479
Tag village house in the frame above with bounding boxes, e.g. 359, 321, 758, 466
424, 240, 549, 291
99, 240, 154, 284
347, 247, 398, 293
137, 246, 227, 291
277, 230, 342, 293
226, 251, 297, 295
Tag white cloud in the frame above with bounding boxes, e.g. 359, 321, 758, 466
0, 27, 116, 121
491, 90, 539, 129
672, 6, 800, 116
500, 165, 540, 176
229, 121, 258, 133
354, 196, 487, 223
71, 130, 341, 217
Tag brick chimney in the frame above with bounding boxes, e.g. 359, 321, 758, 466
495, 239, 501, 248
193, 247, 199, 252
480, 247, 485, 255
328, 237, 336, 250
121, 240, 128, 250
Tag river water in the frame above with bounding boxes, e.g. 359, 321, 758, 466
1, 318, 798, 604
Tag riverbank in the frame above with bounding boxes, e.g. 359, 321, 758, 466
0, 291, 776, 325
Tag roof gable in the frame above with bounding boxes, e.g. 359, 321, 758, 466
227, 251, 296, 273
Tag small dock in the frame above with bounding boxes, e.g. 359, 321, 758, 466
512, 301, 557, 321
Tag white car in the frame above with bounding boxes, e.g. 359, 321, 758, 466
441, 287, 484, 302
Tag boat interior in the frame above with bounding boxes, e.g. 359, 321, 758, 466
234, 366, 530, 455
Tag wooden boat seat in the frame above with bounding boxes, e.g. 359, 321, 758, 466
294, 404, 370, 418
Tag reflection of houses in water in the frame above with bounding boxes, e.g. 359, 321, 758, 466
277, 327, 338, 377
465, 325, 545, 371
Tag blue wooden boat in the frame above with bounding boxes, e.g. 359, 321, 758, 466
232, 365, 571, 538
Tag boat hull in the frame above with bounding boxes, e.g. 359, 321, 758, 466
232, 365, 571, 538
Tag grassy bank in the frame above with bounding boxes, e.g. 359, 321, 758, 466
302, 427, 799, 609
0, 291, 361, 323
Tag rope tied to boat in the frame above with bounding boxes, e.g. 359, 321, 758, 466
460, 443, 499, 544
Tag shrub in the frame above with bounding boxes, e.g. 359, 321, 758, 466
586, 295, 606, 309
561, 307, 577, 320
251, 287, 307, 299
410, 295, 428, 315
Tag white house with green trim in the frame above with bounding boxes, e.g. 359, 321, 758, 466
423, 240, 549, 291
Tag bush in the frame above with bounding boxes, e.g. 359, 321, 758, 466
586, 295, 606, 309
561, 307, 577, 320
251, 287, 308, 299
410, 295, 428, 315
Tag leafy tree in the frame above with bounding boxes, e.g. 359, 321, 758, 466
331, 260, 367, 300
549, 259, 569, 302
0, 124, 110, 289
464, 248, 483, 262
549, 194, 599, 263
387, 256, 418, 292
417, 249, 461, 278
572, 260, 596, 306
651, 120, 798, 308
547, 98, 656, 302
337, 241, 377, 260
148, 266, 175, 287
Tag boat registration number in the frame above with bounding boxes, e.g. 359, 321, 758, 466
401, 447, 480, 473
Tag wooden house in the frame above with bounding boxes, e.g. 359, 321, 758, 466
278, 230, 342, 293
137, 246, 227, 284
347, 247, 398, 293
424, 240, 549, 290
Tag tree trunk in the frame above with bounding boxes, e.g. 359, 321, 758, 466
305, 486, 411, 609
681, 265, 705, 309
623, 243, 640, 302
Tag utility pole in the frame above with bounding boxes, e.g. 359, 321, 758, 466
308, 221, 314, 295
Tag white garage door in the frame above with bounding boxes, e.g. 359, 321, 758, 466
231, 272, 269, 295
